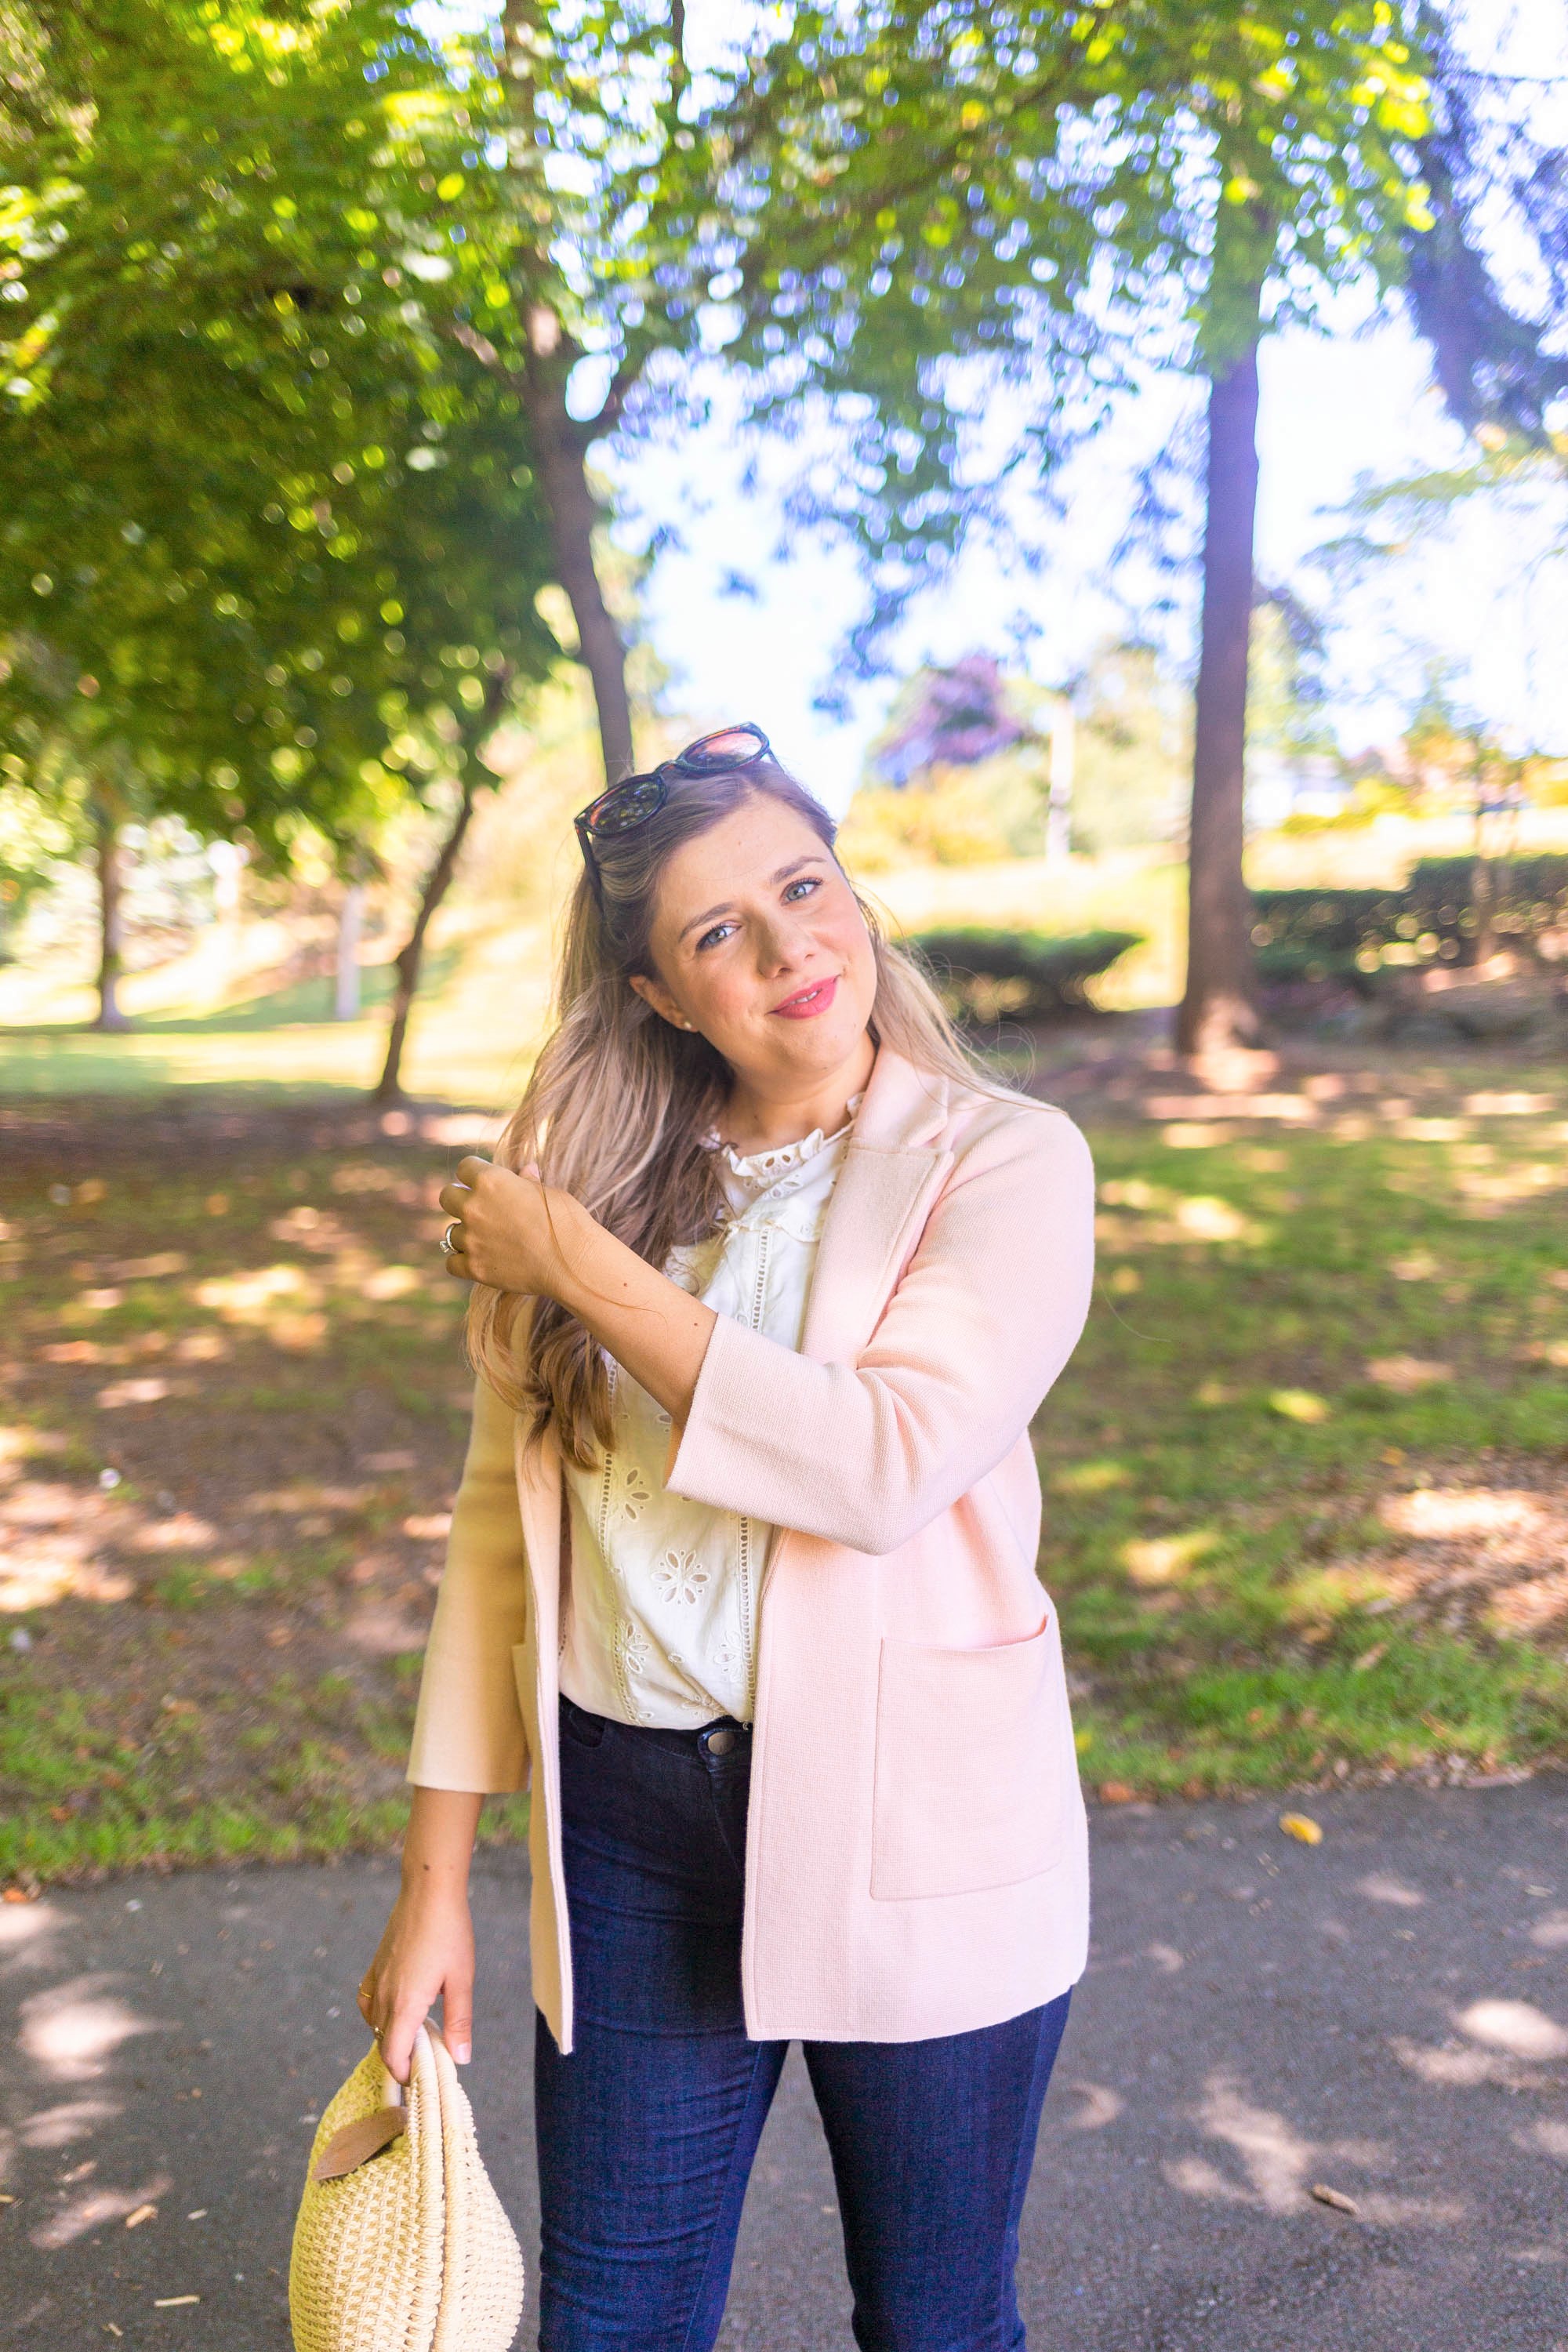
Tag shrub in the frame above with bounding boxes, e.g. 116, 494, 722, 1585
1250, 855, 1568, 988
906, 927, 1144, 1022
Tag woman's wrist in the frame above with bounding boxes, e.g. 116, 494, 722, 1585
538, 1184, 594, 1304
400, 1787, 483, 1893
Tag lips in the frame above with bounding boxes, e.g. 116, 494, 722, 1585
770, 975, 839, 1019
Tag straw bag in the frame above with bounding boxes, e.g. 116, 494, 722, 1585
289, 2022, 525, 2352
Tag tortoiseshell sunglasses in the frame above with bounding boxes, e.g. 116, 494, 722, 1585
572, 723, 771, 898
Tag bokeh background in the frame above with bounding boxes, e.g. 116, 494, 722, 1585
2, 0, 1566, 1891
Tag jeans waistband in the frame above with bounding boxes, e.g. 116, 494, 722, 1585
559, 1691, 751, 1762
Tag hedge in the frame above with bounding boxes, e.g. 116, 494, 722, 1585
1250, 855, 1568, 986
906, 927, 1144, 1022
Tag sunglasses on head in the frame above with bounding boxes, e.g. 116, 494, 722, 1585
573, 724, 772, 895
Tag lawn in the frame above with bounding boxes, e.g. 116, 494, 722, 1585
1047, 1087, 1568, 1798
1, 1098, 527, 1885
2, 1045, 1566, 1886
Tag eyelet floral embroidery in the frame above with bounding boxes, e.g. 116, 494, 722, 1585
611, 1463, 651, 1523
559, 1105, 857, 1727
710, 1628, 742, 1681
652, 1548, 710, 1606
612, 1617, 654, 1719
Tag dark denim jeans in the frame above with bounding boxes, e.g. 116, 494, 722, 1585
535, 1693, 1072, 2352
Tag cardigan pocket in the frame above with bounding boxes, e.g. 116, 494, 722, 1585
869, 1620, 1066, 1900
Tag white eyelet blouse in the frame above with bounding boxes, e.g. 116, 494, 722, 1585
556, 1096, 862, 1730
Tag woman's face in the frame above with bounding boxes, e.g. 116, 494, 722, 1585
629, 793, 877, 1093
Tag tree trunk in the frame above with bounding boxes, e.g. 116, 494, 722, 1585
499, 0, 636, 786
1176, 314, 1266, 1058
335, 883, 365, 1021
372, 669, 511, 1104
373, 777, 477, 1104
522, 362, 637, 783
93, 798, 129, 1032
1046, 699, 1074, 862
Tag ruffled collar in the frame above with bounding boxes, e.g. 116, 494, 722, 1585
703, 1091, 865, 1200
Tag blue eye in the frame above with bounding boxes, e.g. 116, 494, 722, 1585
696, 922, 735, 953
783, 877, 819, 902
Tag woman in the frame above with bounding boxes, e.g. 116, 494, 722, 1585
358, 726, 1096, 2351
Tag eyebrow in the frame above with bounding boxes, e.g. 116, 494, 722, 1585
677, 855, 826, 942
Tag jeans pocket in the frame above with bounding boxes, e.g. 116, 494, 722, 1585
559, 1697, 608, 1751
869, 1618, 1068, 1900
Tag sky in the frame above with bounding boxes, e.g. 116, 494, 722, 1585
598, 0, 1568, 813
606, 306, 1568, 816
428, 0, 1568, 818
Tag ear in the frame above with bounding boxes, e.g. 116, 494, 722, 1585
628, 971, 691, 1031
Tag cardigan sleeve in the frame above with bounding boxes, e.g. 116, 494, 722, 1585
406, 1372, 532, 1795
666, 1105, 1094, 1555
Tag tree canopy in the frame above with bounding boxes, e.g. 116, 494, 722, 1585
0, 0, 561, 862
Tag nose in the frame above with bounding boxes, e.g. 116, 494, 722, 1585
753, 903, 811, 975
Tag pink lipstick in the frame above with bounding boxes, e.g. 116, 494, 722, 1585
770, 975, 839, 1019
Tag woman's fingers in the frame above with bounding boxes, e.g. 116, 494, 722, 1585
437, 1178, 472, 1279
379, 1998, 423, 2088
441, 1968, 474, 2066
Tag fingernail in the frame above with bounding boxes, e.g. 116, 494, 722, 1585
453, 2042, 471, 2065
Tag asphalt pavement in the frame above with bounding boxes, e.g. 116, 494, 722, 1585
3, 1779, 1566, 2350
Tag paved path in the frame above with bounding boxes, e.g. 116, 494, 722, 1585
3, 1780, 1566, 2350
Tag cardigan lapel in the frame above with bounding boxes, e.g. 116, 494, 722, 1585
514, 1421, 562, 1670
797, 1048, 953, 1366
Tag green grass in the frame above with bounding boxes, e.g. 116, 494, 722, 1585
2, 1070, 1566, 1885
1042, 1113, 1568, 1794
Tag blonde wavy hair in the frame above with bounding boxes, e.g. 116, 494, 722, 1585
467, 757, 1009, 1468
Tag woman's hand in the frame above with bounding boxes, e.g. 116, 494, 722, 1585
358, 1878, 474, 2085
440, 1154, 718, 1428
358, 1786, 484, 2083
437, 1154, 578, 1294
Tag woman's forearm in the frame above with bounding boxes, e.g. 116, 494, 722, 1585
549, 1202, 717, 1428
439, 1157, 717, 1425
401, 1785, 485, 1892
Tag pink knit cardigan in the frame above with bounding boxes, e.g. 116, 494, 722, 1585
408, 1045, 1096, 2049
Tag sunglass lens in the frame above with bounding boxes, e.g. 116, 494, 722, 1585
591, 776, 666, 835
681, 725, 767, 769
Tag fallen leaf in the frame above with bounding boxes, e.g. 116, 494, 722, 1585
1098, 1780, 1137, 1804
2, 1886, 36, 1904
123, 2203, 158, 2230
1352, 1642, 1388, 1673
1310, 2183, 1358, 2214
1269, 1388, 1330, 1424
1279, 1813, 1323, 1846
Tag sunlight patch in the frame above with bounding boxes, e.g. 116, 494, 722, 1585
1121, 1530, 1217, 1587
1365, 1356, 1454, 1392
1052, 1459, 1131, 1496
